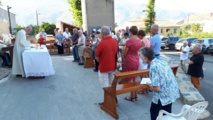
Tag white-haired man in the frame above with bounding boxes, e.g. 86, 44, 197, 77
12, 26, 32, 77
77, 30, 85, 65
187, 43, 204, 90
63, 28, 71, 41
150, 24, 161, 59
95, 26, 118, 105
180, 41, 190, 73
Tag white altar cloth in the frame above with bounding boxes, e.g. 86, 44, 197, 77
22, 46, 55, 78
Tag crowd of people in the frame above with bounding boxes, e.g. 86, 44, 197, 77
0, 24, 205, 120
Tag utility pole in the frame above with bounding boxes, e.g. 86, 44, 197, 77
36, 10, 40, 33
7, 6, 12, 34
36, 10, 40, 26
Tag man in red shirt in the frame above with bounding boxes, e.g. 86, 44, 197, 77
95, 26, 118, 96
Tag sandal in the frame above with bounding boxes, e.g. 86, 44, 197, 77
138, 89, 148, 94
124, 96, 137, 102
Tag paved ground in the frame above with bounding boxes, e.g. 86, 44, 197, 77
0, 55, 183, 120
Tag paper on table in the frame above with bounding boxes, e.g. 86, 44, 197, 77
140, 78, 151, 84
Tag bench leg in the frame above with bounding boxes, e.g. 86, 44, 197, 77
100, 91, 118, 119
84, 58, 94, 68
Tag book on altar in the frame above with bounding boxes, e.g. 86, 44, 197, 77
140, 78, 151, 84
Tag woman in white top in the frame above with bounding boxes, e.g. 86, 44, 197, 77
180, 41, 190, 74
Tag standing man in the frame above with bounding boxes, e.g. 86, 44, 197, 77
77, 30, 85, 65
180, 41, 190, 74
93, 29, 102, 72
63, 28, 71, 41
95, 26, 118, 104
71, 28, 79, 62
188, 44, 204, 90
150, 24, 161, 59
12, 26, 32, 77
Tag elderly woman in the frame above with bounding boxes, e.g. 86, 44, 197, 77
56, 30, 64, 55
122, 26, 142, 101
138, 47, 180, 120
180, 41, 190, 74
77, 30, 86, 65
187, 43, 204, 90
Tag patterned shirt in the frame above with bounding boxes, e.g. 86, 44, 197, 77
149, 58, 180, 106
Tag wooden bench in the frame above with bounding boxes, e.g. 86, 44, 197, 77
63, 41, 71, 54
45, 40, 57, 52
83, 47, 94, 68
100, 65, 179, 119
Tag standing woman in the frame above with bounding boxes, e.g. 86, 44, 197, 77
56, 30, 64, 55
138, 30, 150, 70
122, 26, 142, 101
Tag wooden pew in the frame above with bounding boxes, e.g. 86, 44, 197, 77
63, 41, 71, 54
100, 65, 179, 119
83, 47, 94, 68
45, 40, 57, 52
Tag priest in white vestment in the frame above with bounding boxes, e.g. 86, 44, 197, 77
12, 26, 32, 77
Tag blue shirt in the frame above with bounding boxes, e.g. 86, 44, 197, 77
149, 58, 180, 106
56, 34, 64, 41
150, 34, 161, 55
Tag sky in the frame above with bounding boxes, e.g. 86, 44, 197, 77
1, 0, 213, 26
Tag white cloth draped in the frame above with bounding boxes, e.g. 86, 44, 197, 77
12, 30, 31, 77
22, 46, 55, 78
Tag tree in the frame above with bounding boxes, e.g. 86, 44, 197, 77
16, 23, 25, 32
144, 0, 156, 34
39, 22, 56, 34
67, 0, 82, 27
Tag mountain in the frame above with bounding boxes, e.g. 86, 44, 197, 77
114, 1, 189, 25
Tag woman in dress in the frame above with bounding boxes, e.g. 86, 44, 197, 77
122, 26, 142, 101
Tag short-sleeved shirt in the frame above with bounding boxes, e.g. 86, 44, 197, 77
38, 38, 45, 45
72, 34, 79, 45
141, 38, 150, 47
150, 34, 161, 55
96, 36, 118, 73
78, 35, 85, 47
149, 58, 180, 106
187, 52, 204, 77
180, 46, 190, 60
63, 32, 71, 39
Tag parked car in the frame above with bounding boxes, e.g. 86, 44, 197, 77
190, 38, 213, 53
209, 43, 213, 55
161, 37, 180, 50
175, 38, 197, 51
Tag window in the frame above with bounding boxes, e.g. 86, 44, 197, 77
173, 28, 177, 34
161, 29, 163, 33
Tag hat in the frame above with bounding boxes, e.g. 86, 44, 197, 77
92, 29, 96, 32
96, 29, 101, 34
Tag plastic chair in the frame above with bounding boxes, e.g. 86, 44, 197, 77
157, 101, 208, 120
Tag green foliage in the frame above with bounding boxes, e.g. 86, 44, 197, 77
144, 0, 155, 34
177, 23, 213, 38
39, 22, 56, 34
166, 31, 173, 36
16, 23, 25, 32
15, 24, 40, 35
67, 0, 82, 27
